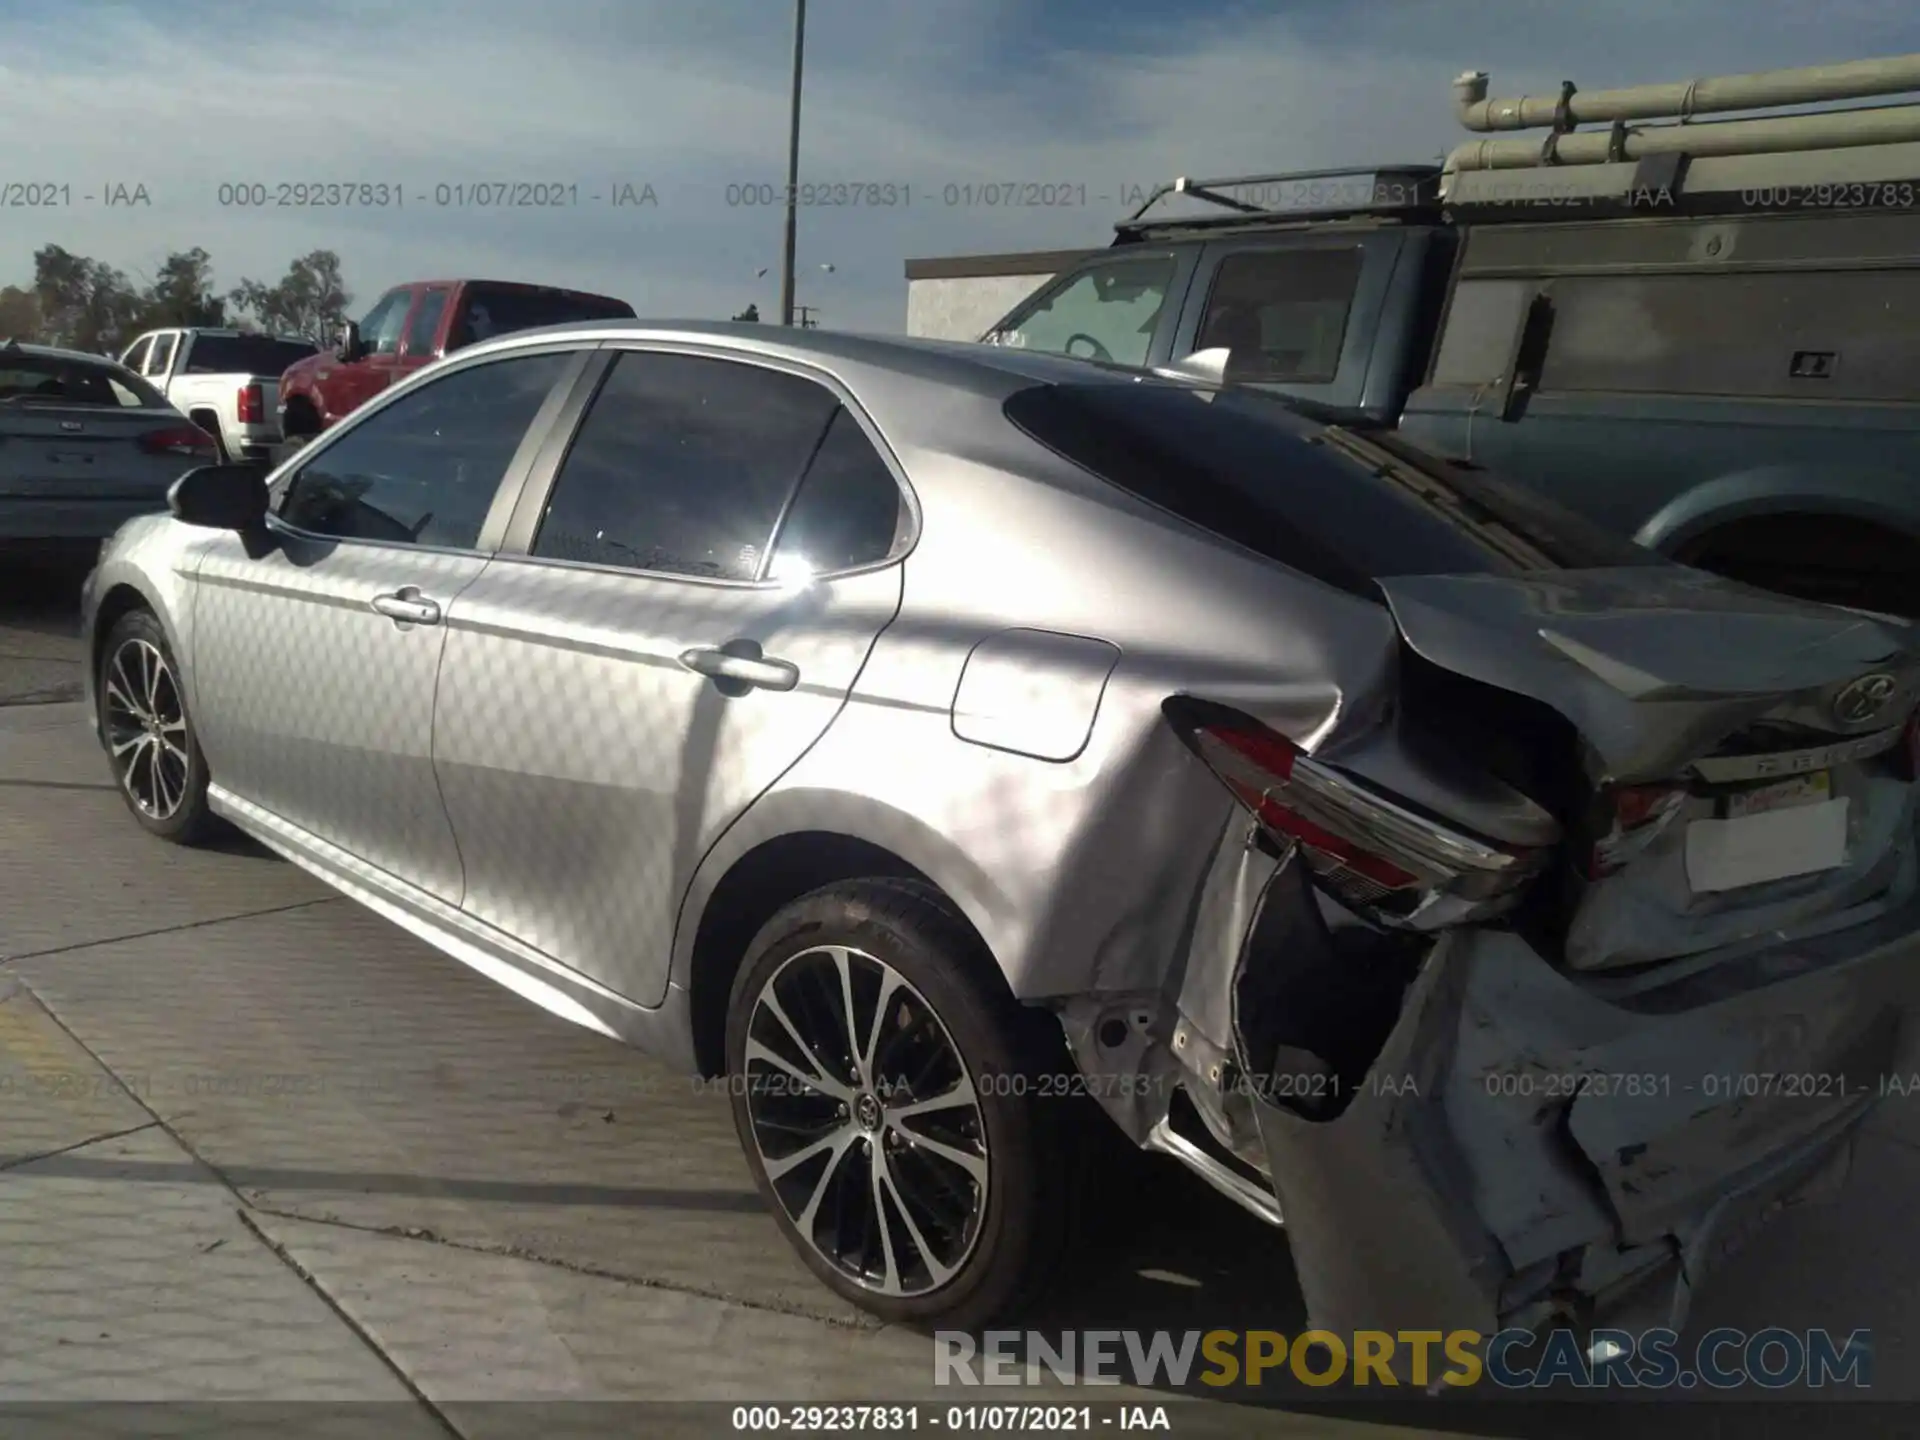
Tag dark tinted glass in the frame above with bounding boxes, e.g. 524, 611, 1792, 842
1193, 248, 1363, 383
450, 287, 635, 350
182, 336, 319, 375
0, 356, 166, 408
280, 351, 569, 549
767, 407, 905, 577
533, 352, 838, 580
1002, 381, 1655, 596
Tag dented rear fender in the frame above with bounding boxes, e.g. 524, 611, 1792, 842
1243, 846, 1920, 1338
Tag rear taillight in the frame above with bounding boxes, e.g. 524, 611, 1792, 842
236, 383, 263, 424
1586, 782, 1688, 879
1170, 703, 1546, 927
139, 425, 217, 457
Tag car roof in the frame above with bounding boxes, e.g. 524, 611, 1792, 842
453, 319, 1218, 400
158, 328, 315, 341
412, 279, 629, 298
0, 340, 133, 367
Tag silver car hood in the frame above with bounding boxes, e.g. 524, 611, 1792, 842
1378, 566, 1920, 782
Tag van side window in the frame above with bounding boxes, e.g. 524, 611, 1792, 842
1534, 271, 1920, 402
984, 256, 1175, 367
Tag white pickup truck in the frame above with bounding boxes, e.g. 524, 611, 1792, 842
116, 328, 320, 462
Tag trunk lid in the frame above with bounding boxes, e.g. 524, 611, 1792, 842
0, 402, 205, 499
1377, 566, 1920, 972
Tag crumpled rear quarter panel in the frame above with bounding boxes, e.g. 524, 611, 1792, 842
1250, 864, 1920, 1339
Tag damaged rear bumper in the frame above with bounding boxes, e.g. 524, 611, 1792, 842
1062, 835, 1920, 1339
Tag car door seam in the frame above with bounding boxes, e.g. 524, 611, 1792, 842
666, 569, 909, 989
424, 556, 499, 911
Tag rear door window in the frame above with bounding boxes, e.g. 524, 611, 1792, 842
766, 407, 907, 579
449, 286, 635, 351
1191, 247, 1364, 383
0, 357, 167, 408
983, 255, 1176, 367
1002, 380, 1655, 597
181, 336, 320, 375
530, 351, 840, 580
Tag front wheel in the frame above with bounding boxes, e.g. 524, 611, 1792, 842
724, 879, 1080, 1328
97, 609, 218, 844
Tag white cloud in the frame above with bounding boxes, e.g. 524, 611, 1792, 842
3, 0, 1916, 330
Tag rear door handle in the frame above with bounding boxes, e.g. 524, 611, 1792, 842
370, 586, 442, 626
678, 641, 799, 693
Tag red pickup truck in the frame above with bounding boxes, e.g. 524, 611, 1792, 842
277, 278, 634, 439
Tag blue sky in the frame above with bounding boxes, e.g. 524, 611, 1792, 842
3, 0, 1918, 331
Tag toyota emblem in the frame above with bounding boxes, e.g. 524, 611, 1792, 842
1833, 672, 1898, 725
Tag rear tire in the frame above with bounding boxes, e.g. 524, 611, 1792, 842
723, 878, 1082, 1329
96, 609, 218, 845
279, 396, 320, 441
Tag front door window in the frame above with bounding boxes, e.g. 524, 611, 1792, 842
982, 256, 1176, 367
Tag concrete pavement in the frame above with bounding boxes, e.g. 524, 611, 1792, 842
4, 569, 1918, 1437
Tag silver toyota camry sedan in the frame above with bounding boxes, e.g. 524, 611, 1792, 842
81, 321, 1920, 1341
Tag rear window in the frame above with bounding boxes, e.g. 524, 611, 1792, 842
0, 355, 167, 409
449, 286, 635, 349
1001, 380, 1656, 597
183, 335, 318, 375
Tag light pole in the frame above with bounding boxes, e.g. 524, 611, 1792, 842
778, 0, 807, 326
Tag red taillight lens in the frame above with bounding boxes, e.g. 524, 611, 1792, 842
1174, 705, 1545, 924
1199, 727, 1420, 890
1586, 782, 1687, 879
236, 383, 263, 424
139, 425, 217, 457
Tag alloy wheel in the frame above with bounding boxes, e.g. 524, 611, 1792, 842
102, 637, 190, 820
742, 943, 990, 1298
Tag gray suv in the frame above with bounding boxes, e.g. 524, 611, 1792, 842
985, 58, 1920, 620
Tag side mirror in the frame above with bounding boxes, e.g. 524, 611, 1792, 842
335, 320, 364, 362
167, 463, 271, 531
1155, 347, 1233, 384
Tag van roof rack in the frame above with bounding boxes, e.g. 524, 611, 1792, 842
1115, 165, 1442, 240
1442, 52, 1920, 219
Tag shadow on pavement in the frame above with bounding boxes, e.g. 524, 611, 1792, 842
0, 557, 88, 636
0, 1150, 768, 1214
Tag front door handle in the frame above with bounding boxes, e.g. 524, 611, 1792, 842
370, 586, 442, 626
678, 640, 799, 693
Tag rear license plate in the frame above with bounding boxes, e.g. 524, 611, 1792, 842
1685, 797, 1850, 894
1724, 771, 1830, 818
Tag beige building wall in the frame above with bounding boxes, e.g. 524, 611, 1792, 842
905, 274, 1054, 341
902, 249, 1101, 341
